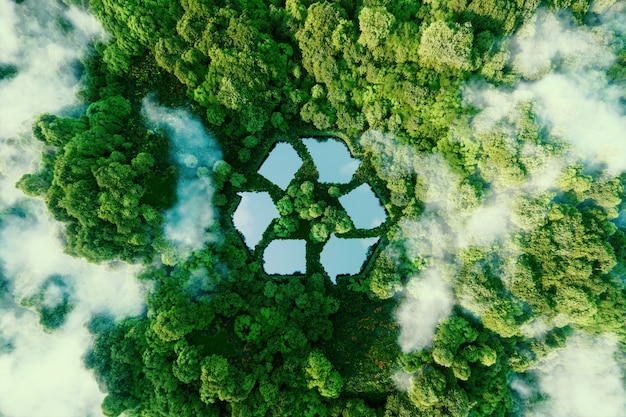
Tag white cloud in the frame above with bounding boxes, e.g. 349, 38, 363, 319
142, 98, 223, 257
359, 130, 419, 181
507, 7, 626, 174
364, 144, 520, 352
0, 205, 146, 417
0, 310, 103, 417
463, 85, 533, 133
396, 268, 455, 353
65, 5, 107, 42
142, 98, 221, 169
397, 216, 453, 262
460, 195, 512, 248
0, 0, 104, 207
0, 0, 19, 64
392, 370, 413, 392
466, 9, 626, 413
512, 10, 614, 80
528, 73, 626, 173
467, 6, 626, 175
528, 334, 626, 417
163, 177, 219, 254
0, 206, 145, 314
373, 7, 626, 361
0, 2, 144, 417
0, 1, 94, 135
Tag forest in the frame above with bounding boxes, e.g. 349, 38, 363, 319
5, 0, 626, 416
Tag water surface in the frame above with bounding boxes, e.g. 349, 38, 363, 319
303, 137, 359, 183
339, 184, 386, 229
320, 235, 379, 283
263, 239, 307, 275
257, 142, 302, 189
232, 192, 278, 249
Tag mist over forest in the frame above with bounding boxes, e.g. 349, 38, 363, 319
0, 0, 626, 416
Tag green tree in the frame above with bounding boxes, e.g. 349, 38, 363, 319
357, 6, 396, 49
418, 21, 474, 73
172, 339, 201, 384
200, 355, 256, 403
86, 95, 132, 133
305, 351, 344, 399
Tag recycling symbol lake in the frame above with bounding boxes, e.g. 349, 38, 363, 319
232, 137, 388, 283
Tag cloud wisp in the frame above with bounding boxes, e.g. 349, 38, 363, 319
0, 2, 145, 417
0, 0, 103, 206
359, 133, 463, 353
142, 99, 223, 260
505, 9, 626, 413
505, 8, 626, 174
361, 130, 556, 353
364, 13, 626, 415
448, 6, 626, 413
395, 267, 455, 352
525, 334, 626, 417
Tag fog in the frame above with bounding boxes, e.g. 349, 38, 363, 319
525, 334, 626, 417
505, 8, 626, 413
360, 6, 626, 411
511, 9, 626, 174
142, 98, 222, 259
0, 2, 143, 416
396, 267, 456, 352
0, 0, 101, 206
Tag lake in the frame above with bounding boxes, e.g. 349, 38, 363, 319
339, 184, 386, 229
257, 142, 302, 189
263, 239, 307, 275
232, 192, 279, 249
321, 235, 379, 283
302, 137, 359, 183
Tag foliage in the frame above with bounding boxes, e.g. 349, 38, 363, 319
20, 275, 74, 331
18, 54, 176, 263
17, 0, 626, 416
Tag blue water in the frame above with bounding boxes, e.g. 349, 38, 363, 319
303, 137, 359, 183
232, 192, 279, 249
257, 142, 302, 189
321, 235, 379, 283
339, 184, 386, 229
263, 239, 307, 275
248, 137, 383, 280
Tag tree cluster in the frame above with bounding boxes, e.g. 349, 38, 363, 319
18, 0, 626, 416
18, 54, 176, 263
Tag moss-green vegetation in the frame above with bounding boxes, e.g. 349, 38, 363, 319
17, 55, 177, 263
19, 275, 74, 331
0, 65, 18, 81
20, 0, 626, 416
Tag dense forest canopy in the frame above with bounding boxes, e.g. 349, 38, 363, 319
1, 0, 626, 416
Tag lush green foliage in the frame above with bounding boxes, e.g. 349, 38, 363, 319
18, 54, 178, 263
20, 0, 626, 416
